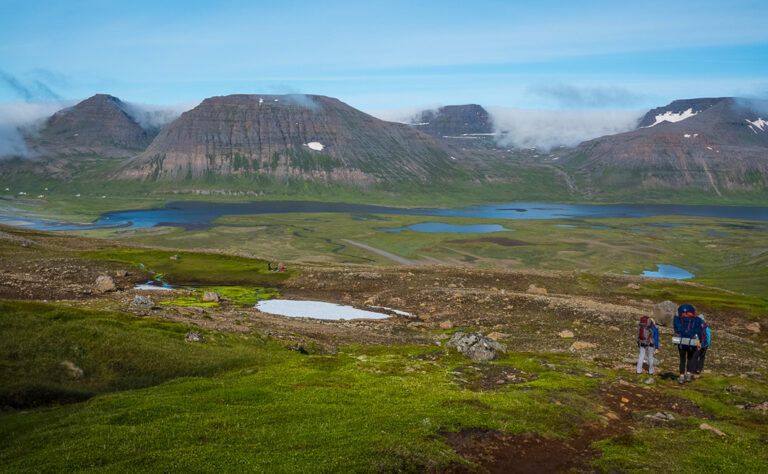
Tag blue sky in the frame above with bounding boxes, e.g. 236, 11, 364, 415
1, 0, 767, 110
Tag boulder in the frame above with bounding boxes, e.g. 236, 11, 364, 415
627, 283, 641, 290
526, 284, 547, 295
653, 300, 677, 326
447, 332, 506, 361
170, 254, 180, 260
114, 269, 128, 277
559, 330, 574, 338
94, 275, 116, 293
570, 341, 596, 351
202, 291, 220, 303
185, 331, 202, 343
439, 320, 454, 330
746, 322, 761, 333
60, 360, 84, 378
699, 423, 727, 437
131, 295, 153, 311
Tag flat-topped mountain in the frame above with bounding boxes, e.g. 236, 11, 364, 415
29, 94, 156, 158
566, 97, 768, 196
118, 94, 458, 183
411, 104, 493, 138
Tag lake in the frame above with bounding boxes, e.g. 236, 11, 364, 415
2, 200, 767, 231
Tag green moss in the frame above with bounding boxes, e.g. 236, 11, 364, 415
160, 286, 279, 307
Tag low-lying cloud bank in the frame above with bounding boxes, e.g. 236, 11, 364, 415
486, 107, 645, 150
368, 105, 646, 150
0, 101, 73, 158
120, 100, 200, 131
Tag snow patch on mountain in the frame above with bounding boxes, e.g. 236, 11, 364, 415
746, 118, 768, 133
306, 142, 324, 151
645, 108, 698, 127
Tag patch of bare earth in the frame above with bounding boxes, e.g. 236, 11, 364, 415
443, 383, 705, 473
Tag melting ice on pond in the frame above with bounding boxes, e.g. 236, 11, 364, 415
380, 223, 511, 233
254, 300, 390, 320
641, 264, 695, 280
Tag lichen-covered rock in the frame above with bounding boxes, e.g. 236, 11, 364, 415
202, 291, 220, 302
447, 332, 506, 361
653, 300, 677, 326
94, 275, 116, 293
185, 331, 202, 343
60, 360, 84, 378
131, 295, 153, 311
526, 284, 547, 295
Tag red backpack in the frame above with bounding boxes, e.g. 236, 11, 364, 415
637, 316, 654, 346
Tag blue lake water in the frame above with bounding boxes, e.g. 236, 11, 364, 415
380, 223, 511, 233
640, 264, 695, 279
1, 200, 768, 232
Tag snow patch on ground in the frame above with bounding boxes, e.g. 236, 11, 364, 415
646, 108, 698, 127
367, 305, 411, 316
134, 284, 173, 291
254, 299, 390, 320
683, 133, 699, 138
306, 142, 324, 151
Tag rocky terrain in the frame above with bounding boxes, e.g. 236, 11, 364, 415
27, 94, 156, 158
117, 94, 461, 184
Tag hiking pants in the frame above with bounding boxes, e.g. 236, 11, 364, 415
636, 345, 655, 374
694, 348, 708, 374
678, 346, 697, 374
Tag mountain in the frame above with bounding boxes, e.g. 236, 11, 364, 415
565, 97, 768, 196
28, 94, 156, 158
117, 94, 460, 184
411, 104, 494, 137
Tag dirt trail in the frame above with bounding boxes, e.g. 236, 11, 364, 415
340, 239, 415, 265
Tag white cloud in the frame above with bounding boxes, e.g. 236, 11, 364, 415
365, 105, 442, 123
0, 100, 73, 158
121, 100, 200, 131
487, 107, 646, 150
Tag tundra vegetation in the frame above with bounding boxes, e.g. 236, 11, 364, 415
1, 223, 767, 472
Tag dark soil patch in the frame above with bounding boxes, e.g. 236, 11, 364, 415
442, 382, 704, 473
452, 364, 537, 391
447, 238, 536, 247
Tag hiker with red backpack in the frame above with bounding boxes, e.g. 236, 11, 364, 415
673, 304, 703, 384
693, 314, 711, 374
636, 316, 659, 375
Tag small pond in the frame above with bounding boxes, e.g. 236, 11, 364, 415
640, 264, 695, 280
254, 300, 391, 320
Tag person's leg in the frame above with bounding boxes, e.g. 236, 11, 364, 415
685, 348, 695, 381
648, 348, 655, 374
696, 348, 707, 374
678, 346, 686, 383
637, 346, 646, 374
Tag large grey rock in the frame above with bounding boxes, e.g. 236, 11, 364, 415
447, 332, 506, 361
202, 291, 220, 302
95, 275, 116, 293
131, 295, 153, 311
653, 300, 677, 326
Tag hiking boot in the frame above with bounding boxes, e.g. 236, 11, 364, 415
678, 375, 685, 384
685, 373, 693, 382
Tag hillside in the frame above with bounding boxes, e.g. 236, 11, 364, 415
117, 94, 463, 184
1, 224, 767, 471
565, 97, 768, 198
27, 94, 156, 158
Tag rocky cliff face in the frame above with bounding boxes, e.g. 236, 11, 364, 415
566, 97, 768, 195
118, 94, 458, 183
411, 104, 493, 137
29, 94, 155, 158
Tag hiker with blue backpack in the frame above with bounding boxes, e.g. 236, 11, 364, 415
693, 314, 711, 374
636, 316, 659, 375
673, 304, 704, 384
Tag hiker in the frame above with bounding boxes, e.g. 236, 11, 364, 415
693, 315, 711, 374
636, 315, 659, 375
673, 304, 703, 384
